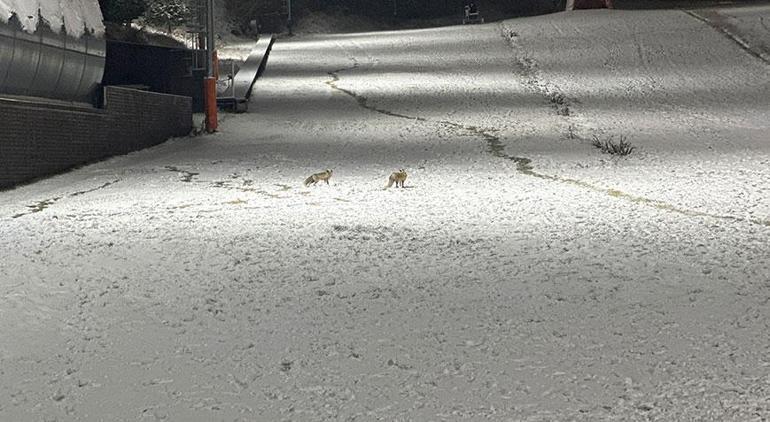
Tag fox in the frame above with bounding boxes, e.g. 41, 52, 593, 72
304, 169, 333, 186
385, 169, 407, 189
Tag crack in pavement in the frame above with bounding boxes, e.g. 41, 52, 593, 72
326, 61, 428, 123
164, 166, 200, 183
11, 179, 121, 219
325, 47, 769, 228
683, 10, 770, 65
70, 180, 120, 197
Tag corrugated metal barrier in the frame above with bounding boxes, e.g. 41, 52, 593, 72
0, 18, 105, 104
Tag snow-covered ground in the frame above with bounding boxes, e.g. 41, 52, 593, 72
0, 0, 104, 37
1, 6, 769, 421
691, 4, 770, 61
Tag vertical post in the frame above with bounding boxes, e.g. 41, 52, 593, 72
205, 0, 218, 132
287, 0, 293, 35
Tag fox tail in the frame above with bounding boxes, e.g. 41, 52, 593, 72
304, 176, 315, 186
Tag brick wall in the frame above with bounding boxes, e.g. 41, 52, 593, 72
0, 87, 191, 189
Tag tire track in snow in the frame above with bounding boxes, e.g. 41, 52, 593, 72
325, 46, 769, 228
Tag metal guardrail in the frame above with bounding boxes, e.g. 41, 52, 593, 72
217, 34, 275, 111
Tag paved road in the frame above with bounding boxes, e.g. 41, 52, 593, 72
1, 7, 768, 421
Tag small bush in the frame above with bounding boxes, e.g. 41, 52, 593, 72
592, 134, 635, 156
549, 92, 570, 116
549, 92, 565, 106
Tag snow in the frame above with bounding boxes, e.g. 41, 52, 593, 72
0, 0, 104, 37
1, 5, 769, 421
692, 5, 770, 61
293, 11, 393, 34
499, 8, 770, 223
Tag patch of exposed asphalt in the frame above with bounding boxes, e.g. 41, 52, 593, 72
164, 167, 302, 199
164, 166, 199, 182
208, 179, 290, 199
12, 198, 61, 219
325, 41, 769, 228
11, 179, 120, 219
70, 180, 120, 197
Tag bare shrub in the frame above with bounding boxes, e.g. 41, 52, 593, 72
591, 134, 635, 156
549, 92, 570, 116
549, 92, 566, 105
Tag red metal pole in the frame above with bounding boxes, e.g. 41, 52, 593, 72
204, 0, 217, 133
205, 76, 218, 132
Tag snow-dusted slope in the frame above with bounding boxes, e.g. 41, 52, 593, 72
693, 4, 770, 60
0, 6, 768, 421
0, 0, 104, 37
499, 8, 770, 223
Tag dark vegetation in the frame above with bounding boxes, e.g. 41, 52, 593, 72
592, 134, 636, 156
227, 0, 562, 34
99, 0, 147, 24
99, 0, 189, 29
99, 0, 187, 46
99, 0, 561, 38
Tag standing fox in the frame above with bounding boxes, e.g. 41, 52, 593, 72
304, 169, 333, 186
385, 169, 407, 188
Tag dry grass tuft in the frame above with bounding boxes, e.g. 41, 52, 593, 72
591, 134, 635, 156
